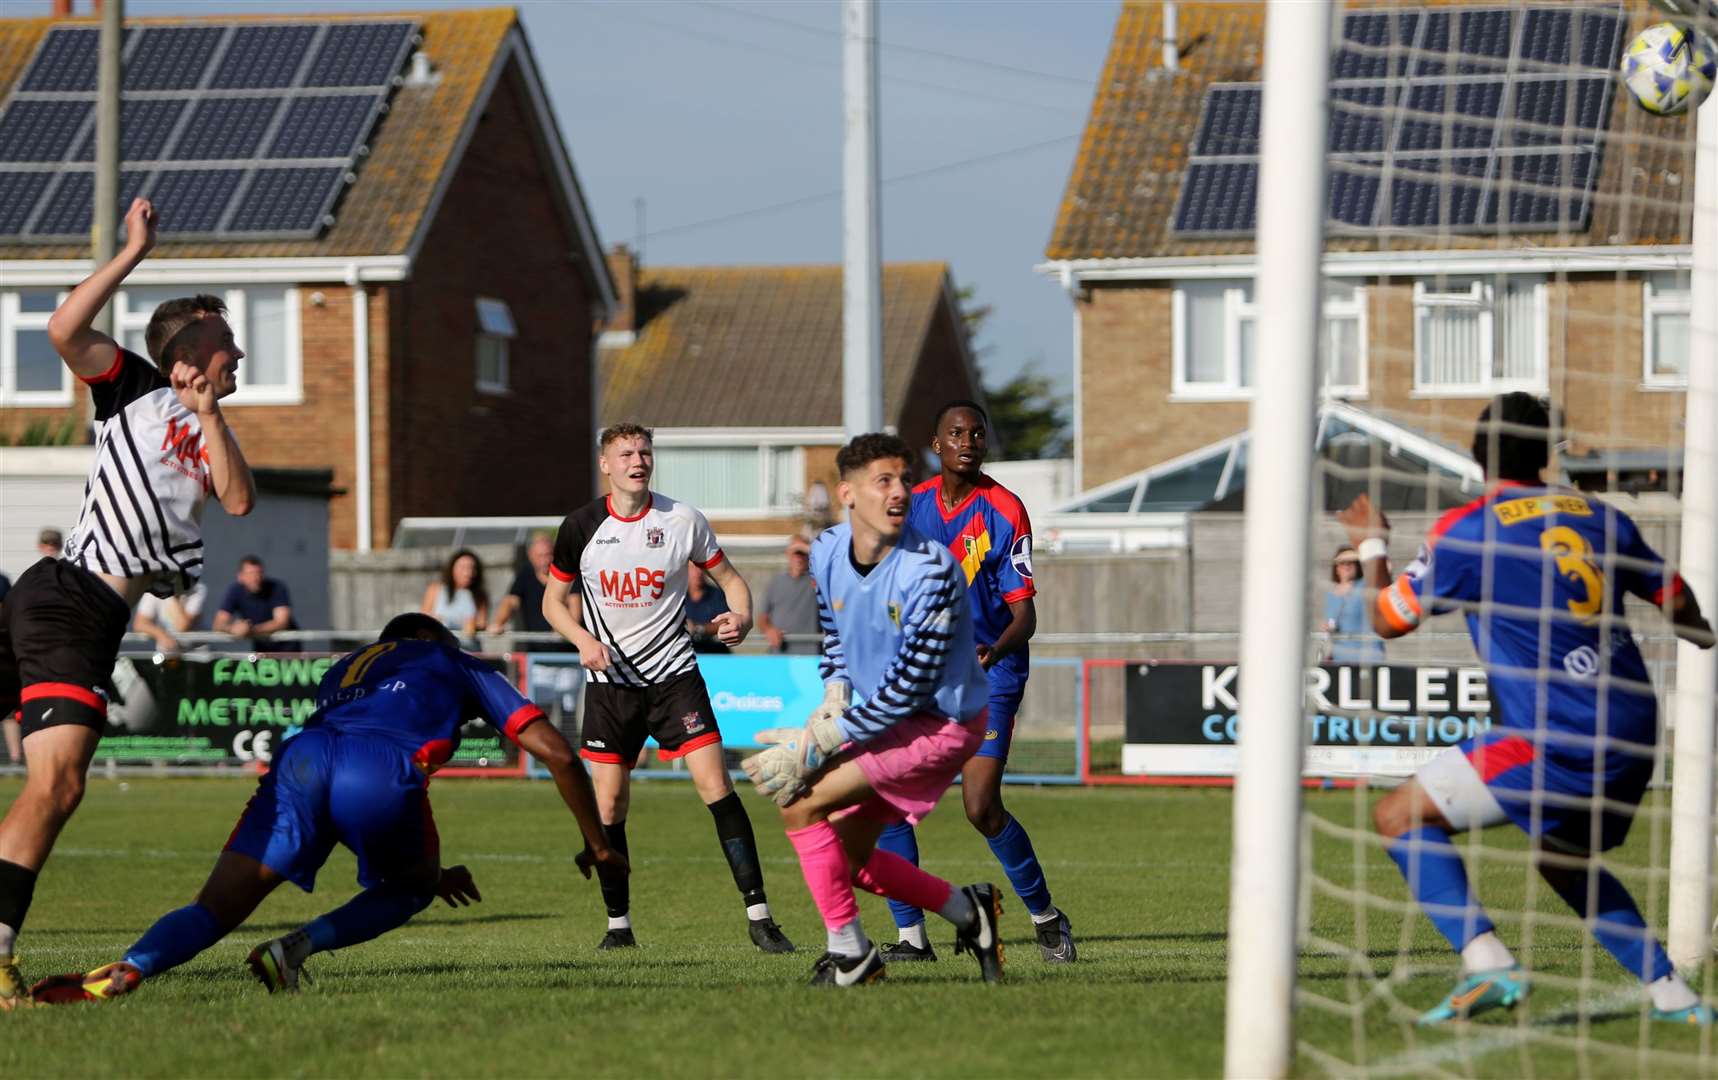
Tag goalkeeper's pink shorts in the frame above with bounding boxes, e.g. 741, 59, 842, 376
838, 708, 988, 826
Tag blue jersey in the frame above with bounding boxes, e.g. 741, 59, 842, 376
308, 639, 544, 772
810, 523, 990, 743
907, 475, 1036, 683
1381, 483, 1680, 767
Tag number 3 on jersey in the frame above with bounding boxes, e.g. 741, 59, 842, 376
1541, 526, 1603, 624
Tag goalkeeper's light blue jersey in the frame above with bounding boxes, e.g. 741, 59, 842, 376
810, 522, 990, 744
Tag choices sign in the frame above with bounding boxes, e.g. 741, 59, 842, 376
1122, 661, 1494, 778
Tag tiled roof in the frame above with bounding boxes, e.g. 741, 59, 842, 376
0, 9, 513, 259
1047, 0, 1693, 261
600, 263, 952, 429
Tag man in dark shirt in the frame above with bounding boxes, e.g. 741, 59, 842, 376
684, 562, 731, 655
213, 556, 295, 649
488, 534, 563, 640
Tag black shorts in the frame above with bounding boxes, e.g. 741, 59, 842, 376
0, 558, 132, 737
580, 669, 723, 768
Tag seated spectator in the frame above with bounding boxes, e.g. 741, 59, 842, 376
684, 561, 731, 655
37, 528, 63, 560
757, 537, 820, 654
1324, 545, 1386, 664
214, 555, 296, 649
134, 582, 207, 655
422, 548, 489, 644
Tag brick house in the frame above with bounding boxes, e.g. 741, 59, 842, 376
1039, 1, 1694, 500
0, 8, 615, 549
597, 250, 985, 535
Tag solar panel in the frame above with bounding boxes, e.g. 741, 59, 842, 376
0, 100, 92, 163
209, 25, 318, 90
1171, 5, 1625, 239
0, 19, 417, 241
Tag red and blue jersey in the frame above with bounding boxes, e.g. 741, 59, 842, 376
1380, 482, 1680, 771
307, 639, 542, 773
907, 474, 1036, 683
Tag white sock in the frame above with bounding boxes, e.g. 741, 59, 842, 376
745, 903, 771, 922
826, 918, 869, 958
938, 888, 976, 931
1032, 906, 1062, 925
607, 914, 632, 931
0, 922, 14, 957
897, 922, 929, 948
1460, 931, 1516, 974
1650, 972, 1700, 1012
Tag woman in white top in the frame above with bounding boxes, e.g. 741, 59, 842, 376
421, 549, 489, 644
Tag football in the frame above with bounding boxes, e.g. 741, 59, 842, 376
1620, 21, 1718, 116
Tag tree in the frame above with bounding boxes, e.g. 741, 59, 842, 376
955, 285, 1071, 461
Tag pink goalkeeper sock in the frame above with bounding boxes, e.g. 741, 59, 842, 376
786, 822, 860, 931
854, 847, 954, 913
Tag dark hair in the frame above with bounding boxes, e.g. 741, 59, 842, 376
442, 548, 489, 611
600, 423, 653, 449
1331, 545, 1358, 583
1471, 393, 1557, 484
239, 554, 264, 569
144, 294, 228, 374
381, 612, 460, 648
836, 432, 914, 477
934, 399, 988, 431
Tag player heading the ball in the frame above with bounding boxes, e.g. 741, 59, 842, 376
0, 198, 259, 1011
743, 433, 1004, 987
1341, 393, 1714, 1026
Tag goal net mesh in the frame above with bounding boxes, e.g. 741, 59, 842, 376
1272, 1, 1716, 1073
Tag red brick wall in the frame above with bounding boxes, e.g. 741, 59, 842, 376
895, 297, 984, 454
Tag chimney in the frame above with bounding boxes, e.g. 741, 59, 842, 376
604, 244, 638, 337
51, 0, 73, 16
1162, 2, 1180, 70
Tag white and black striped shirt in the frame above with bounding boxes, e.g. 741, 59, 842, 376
550, 493, 725, 687
65, 347, 214, 598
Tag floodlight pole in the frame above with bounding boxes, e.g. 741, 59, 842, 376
1223, 3, 1331, 1077
841, 0, 883, 437
91, 0, 122, 339
1666, 89, 1718, 970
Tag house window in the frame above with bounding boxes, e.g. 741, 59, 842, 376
475, 297, 515, 395
1644, 271, 1690, 388
0, 289, 71, 405
652, 443, 807, 515
116, 285, 302, 405
1413, 276, 1546, 395
1172, 279, 1366, 399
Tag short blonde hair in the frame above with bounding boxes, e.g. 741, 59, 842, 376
600, 423, 653, 450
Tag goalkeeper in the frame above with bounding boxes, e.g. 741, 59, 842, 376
1339, 393, 1714, 1026
742, 433, 1004, 988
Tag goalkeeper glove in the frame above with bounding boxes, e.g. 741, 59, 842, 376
802, 681, 851, 770
742, 729, 813, 807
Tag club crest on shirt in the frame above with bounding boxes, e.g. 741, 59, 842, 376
1010, 534, 1034, 581
646, 527, 665, 548
887, 601, 901, 627
681, 711, 706, 735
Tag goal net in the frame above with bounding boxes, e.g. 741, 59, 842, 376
1221, 1, 1718, 1074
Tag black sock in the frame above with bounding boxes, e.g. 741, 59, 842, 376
0, 859, 38, 944
600, 821, 630, 919
707, 792, 766, 908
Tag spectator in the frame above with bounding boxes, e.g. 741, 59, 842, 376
684, 561, 731, 654
36, 528, 63, 559
422, 548, 489, 644
214, 555, 296, 649
0, 571, 9, 605
757, 537, 821, 654
487, 534, 564, 641
1324, 545, 1386, 663
134, 582, 207, 655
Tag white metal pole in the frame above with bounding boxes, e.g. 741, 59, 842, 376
348, 269, 373, 553
1666, 89, 1718, 969
842, 0, 883, 437
91, 0, 122, 339
1223, 3, 1332, 1077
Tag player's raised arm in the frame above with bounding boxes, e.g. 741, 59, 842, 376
1337, 494, 1416, 640
1668, 588, 1715, 649
47, 198, 157, 379
704, 557, 752, 646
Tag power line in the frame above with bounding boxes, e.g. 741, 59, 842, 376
698, 1, 1095, 88
642, 132, 1079, 241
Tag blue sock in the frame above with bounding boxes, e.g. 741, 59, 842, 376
123, 903, 227, 978
1540, 863, 1675, 983
1385, 826, 1495, 951
302, 884, 435, 956
987, 813, 1053, 916
876, 822, 925, 929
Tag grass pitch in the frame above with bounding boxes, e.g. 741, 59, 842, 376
0, 777, 1713, 1078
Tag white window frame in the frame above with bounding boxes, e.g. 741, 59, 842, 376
115, 285, 303, 406
1319, 283, 1368, 400
0, 289, 73, 406
649, 430, 819, 517
1171, 279, 1368, 401
1411, 276, 1548, 397
475, 297, 515, 396
1642, 272, 1690, 390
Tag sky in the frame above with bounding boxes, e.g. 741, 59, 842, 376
120, 0, 1122, 397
